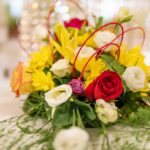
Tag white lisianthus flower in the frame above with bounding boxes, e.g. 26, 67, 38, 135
33, 24, 48, 39
45, 84, 72, 107
50, 59, 71, 78
115, 7, 132, 22
122, 66, 146, 92
75, 46, 95, 59
95, 99, 118, 124
53, 126, 89, 150
94, 31, 116, 52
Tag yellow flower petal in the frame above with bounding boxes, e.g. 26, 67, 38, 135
29, 46, 53, 71
32, 70, 54, 91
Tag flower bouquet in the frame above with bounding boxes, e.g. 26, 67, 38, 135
10, 2, 150, 150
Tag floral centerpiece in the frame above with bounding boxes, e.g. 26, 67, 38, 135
10, 3, 150, 150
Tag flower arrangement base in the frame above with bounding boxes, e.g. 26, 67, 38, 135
0, 115, 149, 150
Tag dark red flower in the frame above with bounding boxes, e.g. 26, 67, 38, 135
85, 71, 123, 102
64, 18, 88, 29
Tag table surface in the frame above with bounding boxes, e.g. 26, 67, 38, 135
0, 79, 23, 121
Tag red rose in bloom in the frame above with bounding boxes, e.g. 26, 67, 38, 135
85, 71, 123, 102
64, 18, 88, 29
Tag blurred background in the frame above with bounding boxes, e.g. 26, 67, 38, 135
0, 0, 150, 121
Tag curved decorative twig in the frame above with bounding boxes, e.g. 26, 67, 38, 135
72, 22, 124, 78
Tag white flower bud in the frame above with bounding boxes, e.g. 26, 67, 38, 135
96, 99, 118, 124
116, 7, 132, 22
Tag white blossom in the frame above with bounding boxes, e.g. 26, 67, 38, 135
53, 126, 89, 150
75, 46, 95, 59
45, 84, 72, 107
96, 99, 118, 124
122, 66, 145, 92
94, 31, 116, 52
50, 59, 71, 77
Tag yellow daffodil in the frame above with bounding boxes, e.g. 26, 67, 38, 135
52, 23, 77, 62
32, 70, 54, 91
29, 46, 53, 71
83, 59, 108, 87
119, 44, 150, 75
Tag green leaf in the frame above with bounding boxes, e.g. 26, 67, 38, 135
76, 108, 84, 128
53, 76, 71, 86
72, 108, 76, 126
122, 79, 128, 96
52, 101, 74, 128
96, 17, 103, 28
119, 15, 133, 24
79, 20, 88, 35
74, 99, 96, 121
120, 92, 142, 117
114, 15, 133, 33
124, 92, 141, 101
43, 67, 50, 75
23, 92, 52, 119
113, 25, 119, 33
101, 54, 125, 75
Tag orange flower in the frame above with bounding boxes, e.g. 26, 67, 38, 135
10, 62, 33, 97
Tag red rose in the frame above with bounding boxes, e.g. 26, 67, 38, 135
85, 71, 123, 102
64, 18, 88, 29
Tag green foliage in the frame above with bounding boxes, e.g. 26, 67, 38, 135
119, 15, 133, 24
52, 97, 97, 129
119, 92, 142, 117
101, 54, 125, 75
114, 15, 133, 33
122, 107, 150, 127
43, 67, 50, 74
79, 20, 88, 35
23, 92, 52, 120
96, 17, 103, 28
52, 101, 74, 128
53, 76, 71, 86
74, 99, 96, 121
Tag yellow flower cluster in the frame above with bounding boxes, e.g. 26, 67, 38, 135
29, 46, 53, 70
32, 70, 54, 91
119, 44, 150, 75
29, 46, 54, 91
11, 46, 55, 95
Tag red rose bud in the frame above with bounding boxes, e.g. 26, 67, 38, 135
68, 79, 84, 96
85, 71, 123, 102
64, 18, 88, 29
